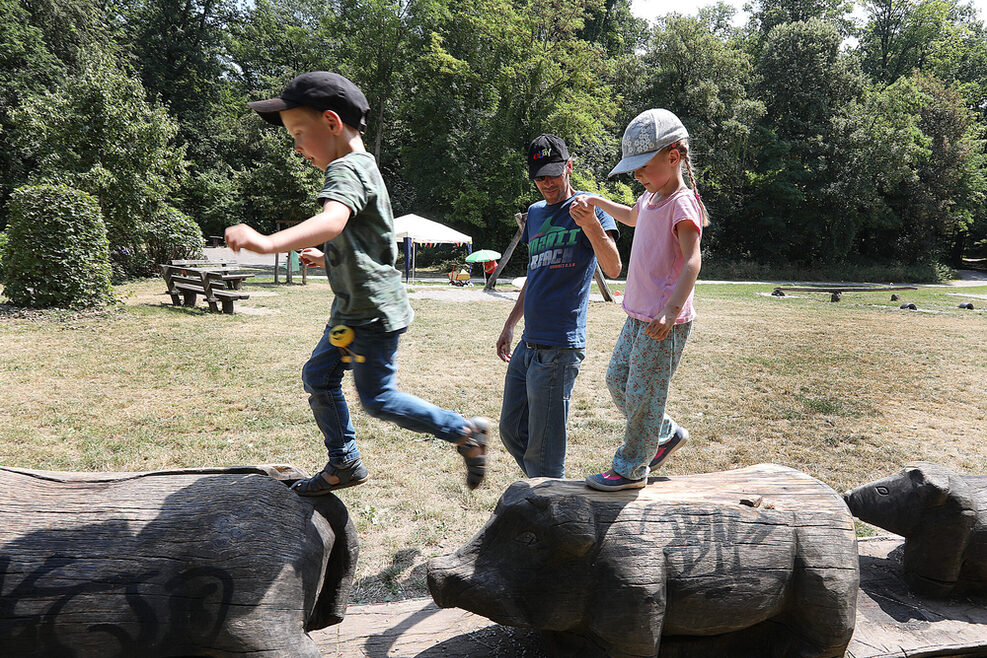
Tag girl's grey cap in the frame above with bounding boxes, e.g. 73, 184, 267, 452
608, 109, 689, 177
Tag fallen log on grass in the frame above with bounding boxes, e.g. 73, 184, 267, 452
0, 464, 357, 657
428, 463, 858, 658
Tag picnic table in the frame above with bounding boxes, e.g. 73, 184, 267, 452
169, 259, 254, 290
160, 260, 252, 314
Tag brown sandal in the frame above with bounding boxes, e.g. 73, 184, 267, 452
456, 417, 489, 490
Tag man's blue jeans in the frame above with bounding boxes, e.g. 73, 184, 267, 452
499, 341, 584, 478
302, 322, 467, 466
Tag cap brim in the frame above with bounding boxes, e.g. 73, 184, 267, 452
247, 98, 299, 126
529, 161, 566, 179
608, 151, 659, 177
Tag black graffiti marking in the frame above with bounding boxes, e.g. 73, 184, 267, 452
0, 552, 234, 656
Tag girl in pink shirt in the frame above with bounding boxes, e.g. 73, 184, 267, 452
571, 108, 708, 491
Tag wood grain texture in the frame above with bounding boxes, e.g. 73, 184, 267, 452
0, 464, 357, 657
428, 463, 858, 658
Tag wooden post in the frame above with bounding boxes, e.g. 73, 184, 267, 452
484, 213, 527, 291
594, 266, 615, 303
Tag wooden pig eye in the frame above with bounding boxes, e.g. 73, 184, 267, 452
876, 486, 889, 495
515, 531, 537, 546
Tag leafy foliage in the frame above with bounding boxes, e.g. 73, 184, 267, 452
1, 0, 986, 276
12, 50, 190, 277
2, 184, 113, 308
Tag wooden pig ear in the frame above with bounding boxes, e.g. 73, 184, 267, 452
909, 465, 950, 505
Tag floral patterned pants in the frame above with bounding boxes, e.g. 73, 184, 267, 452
607, 317, 692, 480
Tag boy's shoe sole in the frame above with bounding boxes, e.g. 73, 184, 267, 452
457, 417, 489, 490
649, 427, 689, 470
292, 460, 369, 496
585, 470, 646, 492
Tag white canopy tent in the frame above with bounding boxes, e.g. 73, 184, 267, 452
393, 214, 473, 281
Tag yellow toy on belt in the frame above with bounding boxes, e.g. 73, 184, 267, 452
329, 325, 365, 363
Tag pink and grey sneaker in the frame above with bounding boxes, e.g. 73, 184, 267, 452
649, 427, 689, 470
585, 469, 646, 492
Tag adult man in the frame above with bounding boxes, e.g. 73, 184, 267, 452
497, 134, 621, 478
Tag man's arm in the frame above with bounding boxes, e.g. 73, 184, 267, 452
497, 279, 526, 362
225, 199, 351, 254
570, 202, 621, 278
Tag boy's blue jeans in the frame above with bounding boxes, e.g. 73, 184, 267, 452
302, 322, 467, 467
499, 341, 584, 478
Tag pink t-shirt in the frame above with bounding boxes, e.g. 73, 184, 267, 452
622, 188, 703, 324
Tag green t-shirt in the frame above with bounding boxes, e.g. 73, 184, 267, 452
316, 152, 413, 331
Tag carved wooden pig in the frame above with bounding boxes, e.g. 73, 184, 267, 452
428, 464, 858, 658
844, 461, 987, 597
0, 465, 357, 657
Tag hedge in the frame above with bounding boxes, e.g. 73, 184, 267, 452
2, 184, 114, 308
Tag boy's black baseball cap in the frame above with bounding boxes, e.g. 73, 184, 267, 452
248, 71, 370, 132
527, 134, 570, 179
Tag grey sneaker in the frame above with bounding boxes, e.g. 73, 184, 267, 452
586, 469, 646, 492
649, 427, 689, 470
292, 459, 369, 496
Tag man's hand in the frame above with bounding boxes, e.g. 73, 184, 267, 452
570, 195, 600, 230
497, 325, 515, 362
644, 311, 673, 341
299, 247, 325, 268
225, 224, 274, 254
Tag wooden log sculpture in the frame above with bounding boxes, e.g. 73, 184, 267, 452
427, 463, 858, 658
0, 464, 357, 657
844, 461, 987, 598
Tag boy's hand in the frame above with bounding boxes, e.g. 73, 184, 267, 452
644, 312, 673, 341
496, 325, 514, 362
299, 247, 325, 268
225, 224, 274, 254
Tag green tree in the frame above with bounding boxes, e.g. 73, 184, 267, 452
633, 9, 764, 256
740, 18, 865, 263
13, 50, 191, 276
396, 0, 620, 249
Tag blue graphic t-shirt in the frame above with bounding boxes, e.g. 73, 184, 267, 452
522, 192, 617, 348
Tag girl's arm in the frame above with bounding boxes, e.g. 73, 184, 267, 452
225, 199, 351, 254
578, 195, 638, 227
645, 222, 701, 341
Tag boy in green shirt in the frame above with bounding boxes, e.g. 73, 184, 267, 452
226, 71, 488, 494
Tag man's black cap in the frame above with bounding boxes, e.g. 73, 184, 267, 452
527, 134, 570, 179
248, 71, 370, 132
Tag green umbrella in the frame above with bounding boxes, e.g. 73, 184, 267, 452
465, 249, 501, 262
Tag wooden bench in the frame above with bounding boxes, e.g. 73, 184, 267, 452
772, 284, 917, 302
169, 259, 254, 290
160, 264, 249, 314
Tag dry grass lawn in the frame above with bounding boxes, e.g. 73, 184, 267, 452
1, 278, 985, 602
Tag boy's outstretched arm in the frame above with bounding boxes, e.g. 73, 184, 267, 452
225, 199, 351, 254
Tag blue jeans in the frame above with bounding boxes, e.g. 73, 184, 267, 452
499, 341, 584, 478
302, 323, 467, 466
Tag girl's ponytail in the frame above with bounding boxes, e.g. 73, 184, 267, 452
679, 142, 710, 227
